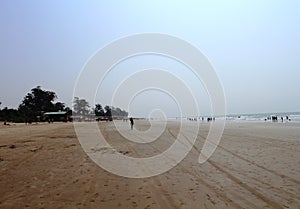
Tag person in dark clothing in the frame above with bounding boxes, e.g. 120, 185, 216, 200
129, 117, 134, 130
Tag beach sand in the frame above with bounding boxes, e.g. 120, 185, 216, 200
0, 121, 299, 208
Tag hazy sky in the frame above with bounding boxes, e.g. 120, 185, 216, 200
0, 0, 299, 116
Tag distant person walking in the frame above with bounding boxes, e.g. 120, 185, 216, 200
129, 117, 134, 130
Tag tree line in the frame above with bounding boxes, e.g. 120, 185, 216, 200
0, 86, 127, 123
72, 97, 128, 118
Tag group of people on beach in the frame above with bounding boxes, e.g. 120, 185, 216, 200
188, 117, 215, 122
265, 116, 291, 122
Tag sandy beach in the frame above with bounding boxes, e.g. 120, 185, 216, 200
0, 121, 299, 209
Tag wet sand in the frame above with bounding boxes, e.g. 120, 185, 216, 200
0, 121, 299, 208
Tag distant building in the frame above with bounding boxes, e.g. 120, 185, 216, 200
44, 111, 71, 122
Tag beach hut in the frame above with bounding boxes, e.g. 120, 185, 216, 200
44, 111, 70, 122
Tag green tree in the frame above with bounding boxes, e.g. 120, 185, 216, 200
111, 107, 128, 117
95, 104, 105, 116
104, 105, 112, 120
104, 105, 111, 116
54, 102, 65, 111
0, 107, 21, 122
64, 107, 72, 115
73, 97, 90, 115
18, 86, 57, 121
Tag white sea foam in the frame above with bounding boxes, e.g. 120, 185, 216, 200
164, 112, 300, 123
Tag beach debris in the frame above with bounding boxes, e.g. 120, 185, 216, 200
91, 147, 116, 154
30, 145, 43, 152
0, 145, 8, 149
63, 143, 77, 148
119, 150, 131, 155
9, 144, 16, 149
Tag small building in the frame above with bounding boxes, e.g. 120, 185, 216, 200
44, 111, 70, 122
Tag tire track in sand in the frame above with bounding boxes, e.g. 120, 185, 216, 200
170, 129, 287, 209
197, 133, 300, 185
100, 124, 178, 209
195, 132, 300, 201
123, 126, 244, 208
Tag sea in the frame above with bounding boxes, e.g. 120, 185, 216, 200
225, 112, 300, 123
168, 112, 300, 123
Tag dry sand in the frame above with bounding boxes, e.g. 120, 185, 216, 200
0, 121, 299, 209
